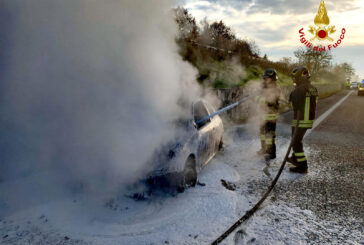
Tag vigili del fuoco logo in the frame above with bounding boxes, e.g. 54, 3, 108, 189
298, 0, 346, 52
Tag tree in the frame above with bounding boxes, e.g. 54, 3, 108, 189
174, 7, 199, 41
294, 47, 333, 78
280, 57, 293, 65
338, 62, 355, 80
199, 19, 236, 50
210, 21, 235, 41
233, 39, 254, 65
247, 39, 260, 57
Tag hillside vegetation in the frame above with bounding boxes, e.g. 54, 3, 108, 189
174, 7, 355, 89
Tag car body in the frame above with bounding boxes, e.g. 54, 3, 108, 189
358, 81, 364, 96
350, 82, 358, 89
146, 99, 224, 190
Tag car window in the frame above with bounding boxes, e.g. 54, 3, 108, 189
193, 101, 210, 129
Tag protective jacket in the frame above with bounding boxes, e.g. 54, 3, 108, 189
255, 82, 281, 122
289, 82, 318, 128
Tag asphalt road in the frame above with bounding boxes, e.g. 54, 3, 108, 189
249, 90, 364, 244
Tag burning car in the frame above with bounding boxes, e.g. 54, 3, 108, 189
146, 99, 224, 191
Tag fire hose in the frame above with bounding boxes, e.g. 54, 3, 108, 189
211, 114, 301, 244
196, 97, 249, 125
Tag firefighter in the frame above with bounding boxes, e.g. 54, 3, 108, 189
288, 66, 318, 173
346, 79, 351, 89
255, 68, 281, 161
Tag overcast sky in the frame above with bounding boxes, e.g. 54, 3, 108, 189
183, 0, 364, 80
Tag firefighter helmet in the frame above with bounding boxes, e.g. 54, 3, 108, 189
291, 66, 311, 82
262, 68, 278, 81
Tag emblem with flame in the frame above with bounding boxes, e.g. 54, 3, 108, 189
298, 0, 346, 51
308, 0, 336, 41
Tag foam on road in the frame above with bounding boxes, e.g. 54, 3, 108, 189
1, 91, 363, 244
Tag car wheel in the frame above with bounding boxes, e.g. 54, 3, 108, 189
177, 156, 197, 192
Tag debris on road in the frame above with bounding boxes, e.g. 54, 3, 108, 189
221, 179, 236, 191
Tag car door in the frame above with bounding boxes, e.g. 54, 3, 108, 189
193, 100, 215, 167
205, 102, 223, 154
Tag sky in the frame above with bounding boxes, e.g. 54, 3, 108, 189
183, 0, 364, 80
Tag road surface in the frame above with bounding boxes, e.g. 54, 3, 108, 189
234, 90, 364, 244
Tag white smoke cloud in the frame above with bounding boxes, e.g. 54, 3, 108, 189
0, 0, 202, 197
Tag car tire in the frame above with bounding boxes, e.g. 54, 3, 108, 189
177, 156, 197, 192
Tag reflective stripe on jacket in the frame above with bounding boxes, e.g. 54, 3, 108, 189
264, 113, 278, 121
289, 83, 318, 129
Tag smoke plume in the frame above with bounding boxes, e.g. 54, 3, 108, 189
0, 0, 201, 198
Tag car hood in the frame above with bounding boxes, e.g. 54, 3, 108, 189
146, 119, 196, 176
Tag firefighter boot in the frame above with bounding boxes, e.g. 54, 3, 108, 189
289, 163, 308, 174
264, 151, 276, 161
287, 156, 300, 166
264, 153, 276, 161
288, 152, 306, 167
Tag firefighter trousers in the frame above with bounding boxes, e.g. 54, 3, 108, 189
291, 127, 308, 165
260, 121, 276, 156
